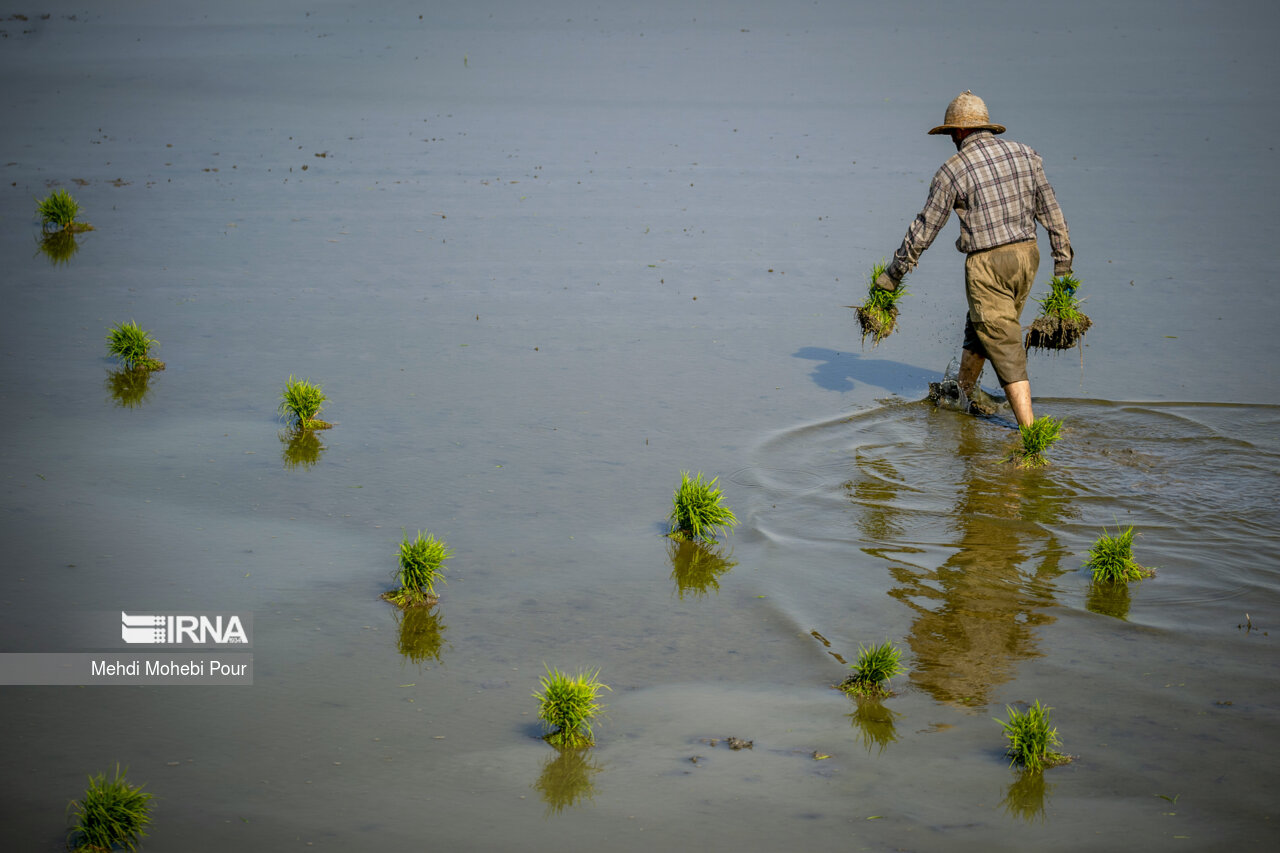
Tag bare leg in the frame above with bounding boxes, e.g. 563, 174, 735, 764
1003, 380, 1034, 427
957, 347, 985, 395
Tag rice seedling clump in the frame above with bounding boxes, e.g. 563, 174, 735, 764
534, 666, 610, 748
278, 375, 331, 430
383, 530, 451, 608
997, 701, 1071, 770
854, 261, 907, 345
1086, 525, 1154, 583
669, 471, 738, 542
38, 189, 79, 229
838, 640, 906, 698
1025, 274, 1091, 351
106, 321, 165, 371
66, 765, 153, 853
1006, 415, 1063, 468
37, 188, 93, 232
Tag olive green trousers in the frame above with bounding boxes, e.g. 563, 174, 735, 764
961, 240, 1039, 386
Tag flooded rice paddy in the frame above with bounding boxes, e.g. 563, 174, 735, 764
3, 1, 1279, 850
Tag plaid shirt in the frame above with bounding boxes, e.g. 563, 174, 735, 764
886, 131, 1072, 281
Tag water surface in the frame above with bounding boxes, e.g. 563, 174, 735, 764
2, 1, 1278, 850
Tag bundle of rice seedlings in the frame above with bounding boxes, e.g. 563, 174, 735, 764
106, 321, 165, 371
1085, 525, 1155, 583
837, 640, 906, 699
383, 530, 451, 608
534, 666, 610, 748
37, 188, 94, 233
1024, 274, 1091, 351
66, 764, 153, 853
668, 471, 738, 542
854, 261, 907, 345
278, 375, 331, 430
1006, 415, 1063, 468
996, 700, 1071, 770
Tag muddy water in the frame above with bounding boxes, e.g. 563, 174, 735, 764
747, 398, 1280, 676
3, 1, 1279, 850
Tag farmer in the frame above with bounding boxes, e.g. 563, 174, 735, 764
874, 91, 1073, 426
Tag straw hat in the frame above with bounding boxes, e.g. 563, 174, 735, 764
928, 91, 1005, 135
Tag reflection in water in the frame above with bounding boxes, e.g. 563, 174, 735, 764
533, 748, 601, 816
855, 417, 1074, 709
395, 604, 448, 665
280, 429, 326, 470
1001, 769, 1052, 823
37, 230, 80, 265
668, 539, 737, 599
105, 368, 156, 408
847, 697, 900, 754
1086, 581, 1131, 620
752, 400, 1280, 717
846, 455, 906, 543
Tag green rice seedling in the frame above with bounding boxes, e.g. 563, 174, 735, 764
1086, 525, 1154, 583
37, 188, 93, 232
534, 666, 610, 748
1006, 415, 1063, 468
996, 700, 1071, 771
668, 471, 738, 542
838, 640, 906, 698
1025, 274, 1092, 351
106, 321, 165, 371
383, 530, 452, 608
278, 375, 331, 430
66, 764, 153, 853
854, 260, 907, 345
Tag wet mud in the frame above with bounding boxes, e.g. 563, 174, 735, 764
855, 304, 898, 346
1025, 312, 1093, 351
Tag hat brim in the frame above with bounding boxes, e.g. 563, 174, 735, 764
928, 123, 1006, 135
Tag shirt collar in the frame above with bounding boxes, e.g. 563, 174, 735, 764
961, 130, 995, 150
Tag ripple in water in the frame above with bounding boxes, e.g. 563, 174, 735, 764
739, 398, 1280, 707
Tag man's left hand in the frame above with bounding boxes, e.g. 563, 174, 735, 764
874, 271, 897, 292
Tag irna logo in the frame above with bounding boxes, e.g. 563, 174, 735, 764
121, 611, 249, 645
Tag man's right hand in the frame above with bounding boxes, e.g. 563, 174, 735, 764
874, 271, 898, 292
